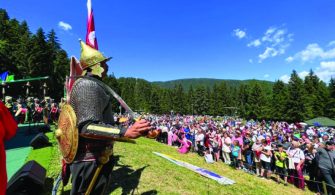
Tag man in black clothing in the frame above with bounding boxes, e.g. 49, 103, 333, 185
316, 140, 335, 194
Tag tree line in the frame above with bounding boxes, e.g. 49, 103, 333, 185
0, 9, 69, 100
104, 70, 335, 122
1, 8, 334, 122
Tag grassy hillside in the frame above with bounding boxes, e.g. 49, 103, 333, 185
27, 128, 312, 195
153, 78, 274, 92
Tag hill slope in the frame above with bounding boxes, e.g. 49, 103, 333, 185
153, 78, 274, 91
29, 130, 312, 195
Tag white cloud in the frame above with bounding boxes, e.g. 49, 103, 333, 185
249, 59, 253, 64
287, 43, 335, 63
244, 25, 293, 62
264, 74, 270, 78
259, 47, 279, 62
280, 61, 335, 83
286, 56, 294, 62
58, 21, 72, 31
233, 29, 246, 39
279, 71, 309, 83
315, 61, 335, 82
328, 41, 335, 47
279, 74, 290, 83
320, 61, 335, 71
298, 71, 309, 79
265, 27, 277, 36
247, 39, 261, 47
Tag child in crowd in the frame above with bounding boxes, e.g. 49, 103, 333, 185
274, 144, 288, 186
204, 148, 214, 163
231, 140, 241, 169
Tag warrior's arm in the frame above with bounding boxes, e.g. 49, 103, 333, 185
79, 121, 127, 140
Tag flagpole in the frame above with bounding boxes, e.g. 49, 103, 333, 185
1, 82, 6, 101
86, 0, 98, 49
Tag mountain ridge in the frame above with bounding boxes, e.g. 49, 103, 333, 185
152, 78, 274, 91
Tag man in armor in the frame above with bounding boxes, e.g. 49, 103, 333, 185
69, 41, 152, 194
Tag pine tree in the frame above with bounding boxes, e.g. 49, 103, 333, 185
304, 70, 318, 118
119, 78, 136, 109
27, 28, 51, 78
286, 70, 308, 122
237, 84, 250, 118
46, 30, 69, 100
159, 89, 172, 114
248, 83, 266, 120
326, 78, 335, 117
13, 21, 32, 78
187, 85, 195, 115
217, 82, 227, 115
270, 80, 288, 120
210, 84, 219, 116
103, 74, 121, 112
171, 84, 185, 114
194, 86, 209, 115
133, 79, 152, 112
150, 86, 161, 114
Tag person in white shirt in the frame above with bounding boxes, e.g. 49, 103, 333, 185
252, 137, 263, 176
287, 141, 305, 190
221, 132, 231, 165
260, 139, 272, 179
160, 125, 168, 144
204, 148, 214, 163
196, 130, 205, 146
195, 129, 205, 153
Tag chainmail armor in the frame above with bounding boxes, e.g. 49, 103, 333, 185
70, 78, 112, 128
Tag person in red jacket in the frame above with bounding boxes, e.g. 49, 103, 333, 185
0, 101, 17, 195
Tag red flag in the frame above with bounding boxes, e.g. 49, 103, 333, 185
86, 0, 98, 49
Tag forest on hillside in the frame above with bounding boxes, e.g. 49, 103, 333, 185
1, 9, 335, 122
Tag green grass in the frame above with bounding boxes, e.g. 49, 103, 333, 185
25, 130, 62, 194
27, 127, 313, 195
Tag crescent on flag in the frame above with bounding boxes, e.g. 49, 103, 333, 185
86, 0, 98, 49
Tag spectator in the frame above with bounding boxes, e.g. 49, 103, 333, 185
274, 144, 288, 185
243, 131, 253, 173
260, 139, 272, 179
305, 143, 318, 191
222, 132, 231, 165
287, 141, 305, 190
316, 140, 335, 195
177, 132, 191, 154
231, 140, 241, 169
167, 127, 173, 146
212, 134, 221, 162
204, 148, 214, 164
252, 136, 263, 176
50, 103, 59, 123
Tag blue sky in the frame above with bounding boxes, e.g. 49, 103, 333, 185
2, 0, 335, 82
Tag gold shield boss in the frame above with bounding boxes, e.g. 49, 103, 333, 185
56, 104, 78, 163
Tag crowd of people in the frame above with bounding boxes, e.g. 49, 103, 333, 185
142, 114, 335, 194
1, 96, 65, 125
2, 96, 334, 194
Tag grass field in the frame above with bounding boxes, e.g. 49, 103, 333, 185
26, 127, 314, 195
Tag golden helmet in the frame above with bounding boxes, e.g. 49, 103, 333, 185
79, 40, 111, 70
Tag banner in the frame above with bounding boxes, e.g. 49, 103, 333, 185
0, 71, 8, 81
153, 152, 235, 185
86, 0, 98, 49
6, 75, 14, 82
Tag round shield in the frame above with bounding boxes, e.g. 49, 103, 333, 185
56, 104, 78, 163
